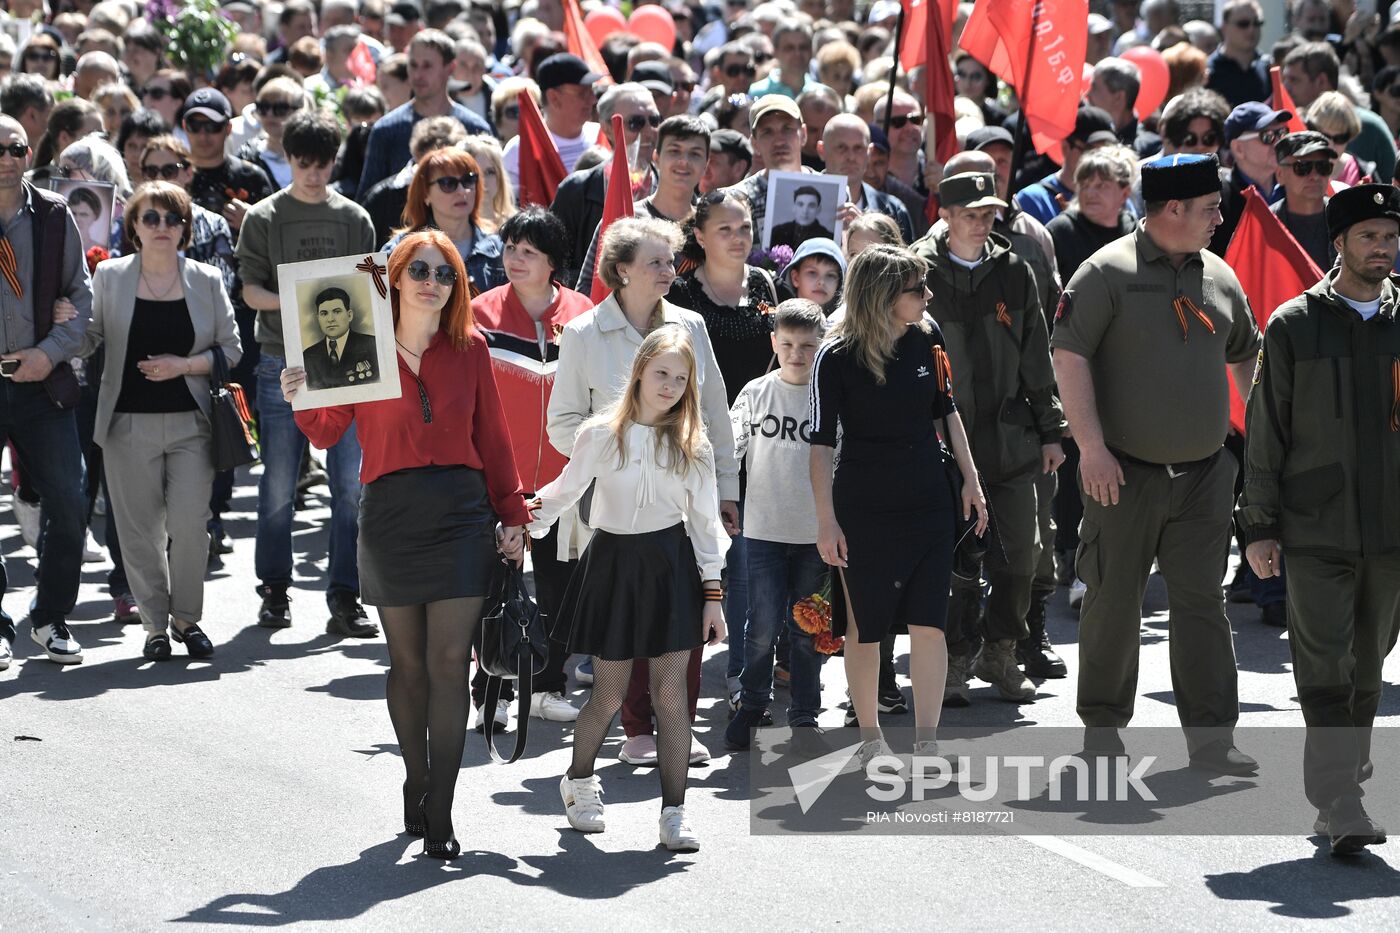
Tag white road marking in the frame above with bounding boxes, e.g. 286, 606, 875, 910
1018, 835, 1167, 887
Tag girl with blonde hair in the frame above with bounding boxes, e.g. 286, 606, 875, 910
530, 326, 728, 853
459, 134, 517, 234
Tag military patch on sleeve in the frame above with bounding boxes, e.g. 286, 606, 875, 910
1252, 347, 1264, 385
1054, 288, 1074, 323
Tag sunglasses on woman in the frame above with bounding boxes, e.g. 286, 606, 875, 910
406, 260, 459, 286
1174, 130, 1222, 148
887, 113, 925, 129
24, 48, 58, 63
500, 104, 520, 121
142, 86, 172, 101
141, 161, 188, 180
429, 173, 477, 193
1284, 159, 1335, 177
255, 100, 297, 118
139, 210, 185, 229
623, 113, 663, 133
724, 63, 756, 79
1307, 125, 1354, 145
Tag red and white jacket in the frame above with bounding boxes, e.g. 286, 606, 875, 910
472, 283, 595, 494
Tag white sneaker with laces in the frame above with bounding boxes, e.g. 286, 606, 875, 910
473, 698, 509, 732
30, 620, 82, 664
689, 731, 710, 764
82, 530, 104, 563
530, 690, 580, 721
13, 496, 39, 550
0, 627, 12, 671
857, 738, 906, 779
1068, 578, 1087, 610
659, 805, 699, 852
619, 733, 658, 765
559, 773, 605, 832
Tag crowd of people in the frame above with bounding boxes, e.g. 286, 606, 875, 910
0, 0, 1395, 859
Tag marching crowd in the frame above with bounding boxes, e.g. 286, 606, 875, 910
0, 0, 1396, 859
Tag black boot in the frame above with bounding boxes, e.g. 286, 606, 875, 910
1017, 601, 1066, 679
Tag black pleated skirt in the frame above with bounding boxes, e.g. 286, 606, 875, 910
553, 523, 703, 660
359, 465, 499, 606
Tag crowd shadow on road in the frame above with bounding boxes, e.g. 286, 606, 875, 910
175, 830, 693, 924
1204, 838, 1400, 918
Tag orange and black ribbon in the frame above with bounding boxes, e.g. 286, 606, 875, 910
1390, 358, 1400, 432
1171, 295, 1215, 342
0, 234, 23, 299
932, 344, 954, 394
995, 301, 1012, 329
356, 256, 388, 298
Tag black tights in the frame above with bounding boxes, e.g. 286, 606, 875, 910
378, 597, 486, 839
567, 651, 692, 808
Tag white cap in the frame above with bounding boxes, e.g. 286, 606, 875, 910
1088, 13, 1114, 35
869, 0, 901, 24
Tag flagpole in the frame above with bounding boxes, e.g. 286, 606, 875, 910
882, 5, 906, 141
1009, 1, 1045, 196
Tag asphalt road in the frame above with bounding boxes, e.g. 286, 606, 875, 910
2, 467, 1398, 932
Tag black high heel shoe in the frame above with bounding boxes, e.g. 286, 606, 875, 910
404, 790, 425, 837
421, 803, 460, 860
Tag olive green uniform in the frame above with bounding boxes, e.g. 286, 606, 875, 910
1052, 224, 1261, 751
1238, 273, 1400, 809
913, 230, 1065, 654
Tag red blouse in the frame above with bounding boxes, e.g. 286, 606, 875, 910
295, 329, 531, 527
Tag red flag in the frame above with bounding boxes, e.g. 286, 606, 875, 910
517, 90, 567, 208
595, 121, 612, 151
901, 0, 957, 163
590, 115, 634, 304
347, 41, 376, 86
958, 0, 1087, 156
1223, 187, 1325, 432
561, 0, 612, 84
1269, 66, 1309, 135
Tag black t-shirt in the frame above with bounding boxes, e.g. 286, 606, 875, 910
189, 156, 275, 216
666, 266, 777, 405
115, 297, 198, 413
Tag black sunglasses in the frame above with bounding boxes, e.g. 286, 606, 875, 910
255, 100, 297, 118
406, 260, 459, 286
24, 48, 58, 62
1175, 130, 1222, 148
1245, 127, 1289, 145
955, 69, 985, 81
429, 173, 477, 193
500, 104, 520, 120
141, 161, 188, 180
888, 113, 925, 129
1284, 159, 1335, 177
1230, 18, 1264, 28
624, 113, 663, 133
0, 143, 28, 159
184, 118, 224, 135
139, 210, 185, 229
724, 62, 756, 78
1308, 127, 1354, 145
142, 86, 172, 101
901, 283, 929, 296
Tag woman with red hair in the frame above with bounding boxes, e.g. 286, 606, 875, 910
284, 230, 529, 861
381, 146, 506, 294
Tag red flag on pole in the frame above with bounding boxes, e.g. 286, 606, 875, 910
900, 0, 957, 163
1223, 187, 1325, 432
1269, 66, 1309, 135
958, 0, 1088, 156
561, 0, 612, 83
590, 115, 634, 304
517, 90, 567, 208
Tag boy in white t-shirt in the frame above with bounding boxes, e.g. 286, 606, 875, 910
724, 300, 830, 751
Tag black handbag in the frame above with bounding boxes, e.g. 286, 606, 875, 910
209, 345, 258, 471
479, 558, 549, 763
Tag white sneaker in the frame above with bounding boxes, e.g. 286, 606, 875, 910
619, 734, 658, 765
559, 773, 605, 832
30, 620, 82, 664
13, 497, 39, 550
659, 805, 699, 852
82, 530, 104, 563
530, 690, 580, 722
1068, 578, 1087, 610
0, 625, 12, 671
689, 731, 710, 764
857, 738, 906, 779
473, 698, 509, 732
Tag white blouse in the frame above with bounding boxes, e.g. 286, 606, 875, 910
528, 421, 729, 581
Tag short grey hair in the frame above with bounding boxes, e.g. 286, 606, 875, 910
598, 82, 652, 124
1073, 145, 1137, 189
1093, 57, 1141, 109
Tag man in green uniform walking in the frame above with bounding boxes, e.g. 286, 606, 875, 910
1239, 183, 1400, 856
1052, 153, 1261, 774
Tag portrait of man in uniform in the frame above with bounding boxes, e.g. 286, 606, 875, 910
762, 170, 844, 250
301, 286, 380, 390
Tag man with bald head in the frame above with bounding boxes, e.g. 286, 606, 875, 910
0, 115, 95, 672
818, 114, 914, 243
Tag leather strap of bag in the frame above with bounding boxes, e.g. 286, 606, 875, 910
482, 659, 534, 764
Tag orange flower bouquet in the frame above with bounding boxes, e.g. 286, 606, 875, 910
793, 575, 842, 655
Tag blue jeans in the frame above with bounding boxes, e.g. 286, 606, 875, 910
739, 538, 827, 725
0, 382, 86, 624
254, 355, 361, 597
724, 530, 748, 688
